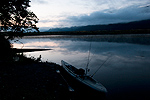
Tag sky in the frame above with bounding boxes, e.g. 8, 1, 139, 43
29, 0, 150, 30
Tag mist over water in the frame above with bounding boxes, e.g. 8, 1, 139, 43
13, 35, 150, 100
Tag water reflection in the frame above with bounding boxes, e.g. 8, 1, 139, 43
12, 35, 150, 100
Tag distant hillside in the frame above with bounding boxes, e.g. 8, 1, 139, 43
47, 19, 150, 32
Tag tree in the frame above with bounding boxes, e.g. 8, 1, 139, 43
0, 0, 39, 33
0, 0, 39, 61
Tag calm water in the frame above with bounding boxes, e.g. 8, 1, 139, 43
13, 35, 150, 100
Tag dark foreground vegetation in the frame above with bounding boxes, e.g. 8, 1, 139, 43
0, 55, 71, 100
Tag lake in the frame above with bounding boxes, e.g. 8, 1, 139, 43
12, 35, 150, 100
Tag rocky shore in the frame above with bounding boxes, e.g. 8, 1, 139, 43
0, 61, 71, 100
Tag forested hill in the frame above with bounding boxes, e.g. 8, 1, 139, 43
47, 19, 150, 32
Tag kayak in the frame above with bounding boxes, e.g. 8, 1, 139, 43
61, 60, 107, 93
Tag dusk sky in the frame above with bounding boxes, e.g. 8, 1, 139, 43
29, 0, 150, 30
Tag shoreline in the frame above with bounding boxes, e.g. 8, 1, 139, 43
1, 29, 150, 36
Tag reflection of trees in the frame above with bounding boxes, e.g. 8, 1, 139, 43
0, 0, 38, 61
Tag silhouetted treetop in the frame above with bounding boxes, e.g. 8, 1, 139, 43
0, 0, 39, 33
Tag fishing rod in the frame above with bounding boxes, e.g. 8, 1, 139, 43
91, 56, 111, 77
85, 42, 92, 75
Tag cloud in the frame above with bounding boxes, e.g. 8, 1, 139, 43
33, 0, 150, 28
39, 19, 55, 23
60, 5, 150, 27
31, 0, 48, 4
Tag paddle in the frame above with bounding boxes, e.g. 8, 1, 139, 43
56, 70, 74, 92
